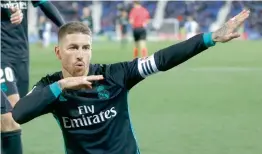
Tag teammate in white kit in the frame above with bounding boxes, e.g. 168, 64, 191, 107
184, 16, 199, 39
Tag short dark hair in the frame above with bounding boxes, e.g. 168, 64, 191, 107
58, 21, 92, 42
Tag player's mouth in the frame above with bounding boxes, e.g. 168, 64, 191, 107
75, 62, 85, 68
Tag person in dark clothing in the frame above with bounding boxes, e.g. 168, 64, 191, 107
13, 10, 249, 154
1, 1, 65, 153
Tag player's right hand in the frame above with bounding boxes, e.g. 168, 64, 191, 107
10, 7, 23, 25
58, 75, 104, 90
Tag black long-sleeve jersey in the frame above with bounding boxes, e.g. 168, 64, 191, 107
12, 33, 215, 154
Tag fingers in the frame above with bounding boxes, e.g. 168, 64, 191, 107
229, 32, 241, 39
236, 9, 250, 24
11, 15, 23, 24
223, 33, 240, 43
85, 75, 104, 81
63, 75, 104, 90
231, 9, 250, 21
224, 33, 240, 42
229, 9, 250, 26
10, 7, 17, 13
10, 8, 23, 25
225, 9, 250, 35
84, 81, 93, 89
82, 75, 104, 89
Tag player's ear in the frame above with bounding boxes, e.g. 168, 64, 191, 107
55, 46, 62, 60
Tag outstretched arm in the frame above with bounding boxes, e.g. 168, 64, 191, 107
32, 0, 65, 27
151, 9, 250, 72
108, 33, 211, 89
108, 10, 250, 89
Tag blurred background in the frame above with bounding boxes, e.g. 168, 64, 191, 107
23, 1, 262, 154
29, 0, 262, 45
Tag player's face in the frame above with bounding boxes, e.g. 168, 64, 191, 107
83, 8, 90, 17
56, 33, 92, 77
121, 11, 127, 17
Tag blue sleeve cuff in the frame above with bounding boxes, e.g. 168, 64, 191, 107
49, 82, 62, 98
32, 0, 47, 7
203, 32, 216, 48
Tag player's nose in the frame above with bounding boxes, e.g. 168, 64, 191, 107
76, 57, 83, 61
76, 49, 84, 58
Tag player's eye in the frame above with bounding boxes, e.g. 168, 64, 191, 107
69, 46, 78, 50
82, 46, 90, 51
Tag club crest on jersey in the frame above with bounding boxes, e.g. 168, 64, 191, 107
97, 85, 110, 99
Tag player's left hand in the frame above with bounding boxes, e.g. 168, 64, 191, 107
212, 9, 250, 43
10, 7, 23, 25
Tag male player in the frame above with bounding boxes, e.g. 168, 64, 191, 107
1, 1, 64, 153
184, 16, 199, 39
12, 10, 250, 154
81, 7, 93, 32
1, 7, 24, 154
38, 16, 52, 48
116, 8, 129, 48
129, 1, 150, 58
1, 90, 22, 154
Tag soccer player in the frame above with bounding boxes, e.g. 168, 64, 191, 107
1, 7, 24, 154
116, 9, 129, 48
1, 1, 64, 153
129, 1, 150, 58
1, 90, 23, 154
81, 7, 93, 32
38, 16, 52, 48
184, 16, 199, 39
12, 10, 249, 154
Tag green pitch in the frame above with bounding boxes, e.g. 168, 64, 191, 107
22, 40, 262, 154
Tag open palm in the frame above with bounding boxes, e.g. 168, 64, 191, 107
212, 9, 250, 43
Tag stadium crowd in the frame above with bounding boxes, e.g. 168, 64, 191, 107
38, 1, 262, 39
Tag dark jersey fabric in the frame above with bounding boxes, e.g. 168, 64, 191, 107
1, 90, 12, 114
12, 34, 212, 154
1, 0, 46, 63
16, 61, 143, 154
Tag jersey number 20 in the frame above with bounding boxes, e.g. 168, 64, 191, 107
0, 67, 14, 83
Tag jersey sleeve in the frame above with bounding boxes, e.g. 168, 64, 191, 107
12, 79, 61, 124
31, 0, 47, 7
108, 33, 216, 90
107, 59, 148, 90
